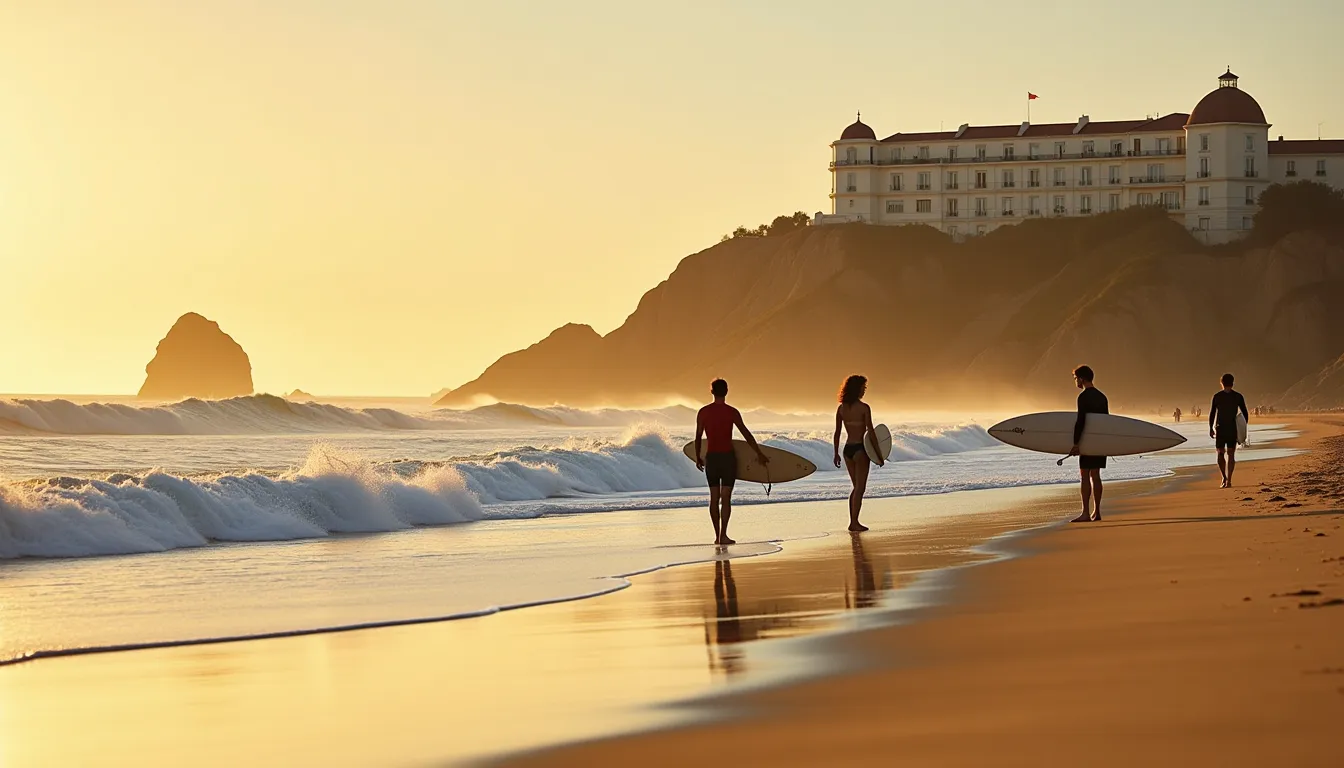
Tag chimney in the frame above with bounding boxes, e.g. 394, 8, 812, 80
954, 123, 969, 138
1018, 121, 1030, 136
1278, 135, 1284, 141
1072, 115, 1089, 134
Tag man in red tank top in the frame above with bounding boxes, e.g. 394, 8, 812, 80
695, 379, 768, 545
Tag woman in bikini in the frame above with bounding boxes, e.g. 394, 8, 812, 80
833, 375, 884, 532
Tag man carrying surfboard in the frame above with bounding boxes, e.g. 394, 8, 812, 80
1209, 373, 1250, 489
694, 379, 769, 546
1067, 365, 1108, 523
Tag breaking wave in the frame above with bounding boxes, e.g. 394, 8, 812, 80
0, 425, 996, 560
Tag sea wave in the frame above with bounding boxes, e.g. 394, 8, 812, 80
0, 395, 713, 436
0, 425, 997, 560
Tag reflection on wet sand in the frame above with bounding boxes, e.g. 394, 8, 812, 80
704, 533, 895, 677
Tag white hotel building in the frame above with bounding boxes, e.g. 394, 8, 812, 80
821, 70, 1344, 244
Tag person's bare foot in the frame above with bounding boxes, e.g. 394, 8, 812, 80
1092, 509, 1101, 521
1070, 512, 1093, 523
1220, 478, 1229, 489
719, 535, 735, 546
848, 522, 869, 532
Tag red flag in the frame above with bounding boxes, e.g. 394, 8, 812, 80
1028, 92, 1039, 100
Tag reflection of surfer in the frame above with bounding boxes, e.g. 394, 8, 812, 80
694, 379, 768, 546
847, 533, 878, 609
833, 375, 883, 533
707, 559, 745, 676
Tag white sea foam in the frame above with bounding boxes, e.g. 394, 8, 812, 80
0, 424, 1000, 560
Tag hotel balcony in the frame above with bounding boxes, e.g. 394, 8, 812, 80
1129, 175, 1185, 184
831, 147, 1184, 169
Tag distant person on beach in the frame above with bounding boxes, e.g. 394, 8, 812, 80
1067, 365, 1109, 523
1174, 407, 1182, 423
694, 378, 769, 545
1210, 373, 1250, 489
833, 375, 884, 533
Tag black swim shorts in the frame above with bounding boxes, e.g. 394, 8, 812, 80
1079, 455, 1107, 470
704, 451, 736, 488
1215, 427, 1238, 451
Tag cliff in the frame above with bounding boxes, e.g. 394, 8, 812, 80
137, 313, 254, 401
436, 208, 1344, 411
1276, 354, 1344, 410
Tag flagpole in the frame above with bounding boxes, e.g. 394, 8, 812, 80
1027, 92, 1031, 124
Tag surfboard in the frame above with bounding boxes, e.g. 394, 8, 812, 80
682, 440, 816, 484
988, 412, 1185, 457
1237, 412, 1249, 445
863, 424, 893, 465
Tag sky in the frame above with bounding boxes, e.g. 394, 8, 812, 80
2, 0, 1342, 396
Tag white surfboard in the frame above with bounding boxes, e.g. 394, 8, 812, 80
682, 440, 816, 484
863, 423, 893, 465
1237, 412, 1248, 445
988, 412, 1186, 457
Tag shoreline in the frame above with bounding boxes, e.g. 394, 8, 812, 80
506, 415, 1344, 766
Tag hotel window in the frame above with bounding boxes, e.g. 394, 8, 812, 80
1157, 138, 1171, 154
845, 148, 858, 163
887, 200, 904, 214
1053, 195, 1065, 214
1199, 157, 1210, 178
1029, 168, 1041, 187
1082, 140, 1095, 156
1199, 217, 1210, 230
1029, 143, 1040, 158
1080, 195, 1092, 214
1111, 140, 1124, 155
1109, 165, 1121, 184
1245, 186, 1255, 205
1054, 141, 1066, 157
1318, 160, 1328, 176
1133, 138, 1142, 154
1245, 134, 1254, 151
976, 144, 986, 160
947, 199, 959, 216
1002, 170, 1015, 188
1286, 160, 1296, 177
1138, 193, 1154, 206
1001, 197, 1013, 215
948, 146, 958, 160
917, 172, 931, 190
1199, 134, 1209, 151
1147, 163, 1164, 182
846, 173, 856, 192
916, 199, 932, 213
1029, 195, 1040, 215
892, 147, 903, 161
946, 171, 958, 189
1245, 157, 1256, 177
1199, 187, 1210, 205
1003, 144, 1015, 160
975, 197, 988, 215
919, 146, 929, 159
890, 173, 902, 191
1053, 168, 1066, 186
1243, 216, 1252, 230
1162, 192, 1178, 209
1079, 167, 1092, 186
975, 171, 987, 189
1109, 193, 1121, 211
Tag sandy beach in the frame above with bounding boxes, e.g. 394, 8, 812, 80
510, 415, 1344, 767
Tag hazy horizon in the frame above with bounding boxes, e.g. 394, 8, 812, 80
4, 0, 1342, 396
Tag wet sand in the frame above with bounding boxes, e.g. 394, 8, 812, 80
510, 416, 1344, 767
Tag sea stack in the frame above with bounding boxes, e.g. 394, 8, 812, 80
137, 313, 254, 400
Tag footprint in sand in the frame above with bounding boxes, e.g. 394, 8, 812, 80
1269, 495, 1288, 502
1272, 589, 1322, 597
1299, 598, 1344, 609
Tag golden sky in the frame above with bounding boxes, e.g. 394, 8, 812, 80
1, 0, 1340, 396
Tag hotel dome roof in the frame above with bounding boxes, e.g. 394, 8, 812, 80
1187, 69, 1267, 126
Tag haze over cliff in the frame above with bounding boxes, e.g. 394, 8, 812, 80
138, 313, 254, 401
437, 203, 1344, 413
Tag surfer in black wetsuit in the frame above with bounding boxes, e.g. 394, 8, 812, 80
1210, 373, 1250, 488
1067, 365, 1109, 523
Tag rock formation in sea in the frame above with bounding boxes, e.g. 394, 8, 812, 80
288, 389, 314, 400
435, 205, 1344, 412
137, 313, 254, 401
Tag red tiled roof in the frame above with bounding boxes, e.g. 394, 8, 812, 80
840, 118, 877, 141
880, 113, 1189, 143
1268, 139, 1344, 155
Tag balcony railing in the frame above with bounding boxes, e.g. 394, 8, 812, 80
832, 147, 1186, 169
1028, 180, 1041, 187
974, 211, 988, 217
1080, 208, 1093, 214
1002, 181, 1016, 188
1317, 170, 1328, 177
946, 183, 959, 189
1198, 199, 1209, 206
1245, 199, 1256, 205
1198, 171, 1210, 178
1129, 175, 1185, 184
974, 183, 988, 190
1244, 171, 1258, 178
1053, 180, 1067, 186
1286, 171, 1297, 177
917, 184, 931, 190
946, 211, 959, 217
1108, 178, 1121, 185
846, 186, 857, 192
1028, 210, 1042, 216
1078, 180, 1093, 186
1001, 210, 1015, 217
1053, 206, 1068, 215
889, 185, 902, 191
1164, 203, 1182, 210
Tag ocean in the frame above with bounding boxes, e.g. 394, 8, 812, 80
0, 394, 1293, 666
